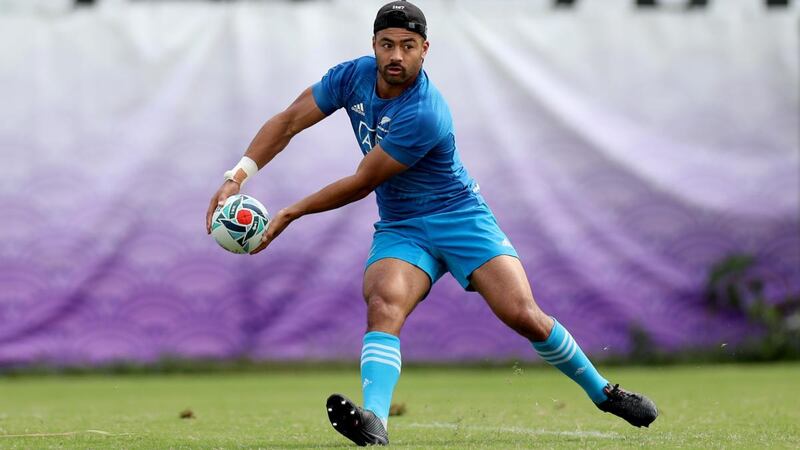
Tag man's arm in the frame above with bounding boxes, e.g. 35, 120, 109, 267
205, 87, 326, 233
251, 144, 408, 254
243, 87, 327, 168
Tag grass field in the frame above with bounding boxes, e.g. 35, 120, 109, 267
1, 363, 799, 449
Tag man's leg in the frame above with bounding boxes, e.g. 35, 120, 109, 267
469, 255, 658, 427
361, 257, 430, 426
327, 257, 430, 445
469, 255, 609, 401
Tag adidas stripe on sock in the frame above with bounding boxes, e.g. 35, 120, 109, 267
361, 331, 401, 430
532, 318, 609, 404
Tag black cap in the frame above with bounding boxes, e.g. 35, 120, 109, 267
373, 1, 427, 40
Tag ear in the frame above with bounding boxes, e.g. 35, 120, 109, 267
421, 40, 430, 59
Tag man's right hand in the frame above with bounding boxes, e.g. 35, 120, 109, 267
205, 180, 241, 234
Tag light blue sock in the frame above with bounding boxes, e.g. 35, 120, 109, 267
361, 331, 401, 430
532, 318, 609, 404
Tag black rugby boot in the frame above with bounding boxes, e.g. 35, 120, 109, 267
326, 393, 388, 446
596, 383, 658, 428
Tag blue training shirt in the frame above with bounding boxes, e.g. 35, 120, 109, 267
311, 56, 483, 221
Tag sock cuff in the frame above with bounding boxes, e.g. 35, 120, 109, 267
363, 331, 401, 349
531, 317, 564, 351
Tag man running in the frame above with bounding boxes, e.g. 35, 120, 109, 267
205, 1, 658, 446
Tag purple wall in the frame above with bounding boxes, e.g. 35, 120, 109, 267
0, 1, 797, 365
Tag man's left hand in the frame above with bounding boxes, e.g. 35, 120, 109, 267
250, 207, 295, 254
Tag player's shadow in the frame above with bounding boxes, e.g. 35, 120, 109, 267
273, 437, 513, 448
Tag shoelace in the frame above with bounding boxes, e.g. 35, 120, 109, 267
606, 384, 634, 401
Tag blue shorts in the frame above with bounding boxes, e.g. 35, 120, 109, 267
366, 204, 519, 292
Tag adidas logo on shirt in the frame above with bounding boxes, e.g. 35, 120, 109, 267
350, 102, 365, 116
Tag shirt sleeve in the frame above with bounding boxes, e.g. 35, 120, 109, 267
379, 106, 443, 167
311, 60, 357, 116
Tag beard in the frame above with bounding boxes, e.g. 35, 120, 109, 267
380, 64, 410, 85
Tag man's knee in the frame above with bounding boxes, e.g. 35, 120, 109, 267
365, 293, 406, 331
509, 302, 553, 342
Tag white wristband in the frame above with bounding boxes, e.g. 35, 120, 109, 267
223, 156, 259, 187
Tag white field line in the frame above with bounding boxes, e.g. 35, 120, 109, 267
401, 422, 619, 439
0, 429, 128, 438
